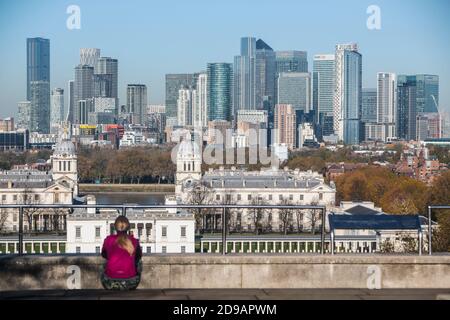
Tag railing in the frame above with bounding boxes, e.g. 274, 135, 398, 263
0, 204, 327, 256
428, 205, 450, 255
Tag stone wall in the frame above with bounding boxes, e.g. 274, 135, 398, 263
1, 255, 450, 290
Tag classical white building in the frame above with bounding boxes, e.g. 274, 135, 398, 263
0, 136, 79, 233
175, 139, 336, 232
66, 196, 195, 254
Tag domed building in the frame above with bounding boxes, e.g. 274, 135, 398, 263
0, 136, 80, 233
175, 137, 202, 195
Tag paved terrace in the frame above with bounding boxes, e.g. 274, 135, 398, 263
1, 255, 449, 300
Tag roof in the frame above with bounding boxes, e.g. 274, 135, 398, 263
201, 175, 325, 190
329, 214, 421, 231
344, 205, 383, 216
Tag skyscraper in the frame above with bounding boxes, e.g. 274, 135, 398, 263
333, 43, 362, 145
376, 73, 397, 141
277, 72, 311, 113
313, 54, 335, 124
233, 37, 257, 115
97, 57, 118, 101
50, 88, 64, 134
415, 75, 439, 113
67, 80, 74, 123
275, 51, 308, 74
207, 63, 233, 122
29, 81, 50, 133
255, 39, 276, 111
361, 88, 377, 123
165, 74, 197, 119
177, 86, 195, 127
397, 76, 417, 140
74, 65, 94, 124
274, 104, 296, 150
193, 73, 208, 128
27, 38, 50, 101
17, 101, 31, 131
80, 48, 100, 71
127, 84, 148, 125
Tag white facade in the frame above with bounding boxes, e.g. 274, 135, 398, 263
17, 101, 31, 131
66, 209, 195, 254
120, 131, 144, 147
177, 87, 196, 127
50, 88, 64, 134
298, 123, 316, 148
237, 110, 268, 125
193, 73, 208, 128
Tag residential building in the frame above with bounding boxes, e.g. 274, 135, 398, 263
0, 118, 15, 132
274, 104, 296, 150
127, 84, 147, 125
50, 88, 64, 134
17, 101, 31, 131
207, 63, 233, 122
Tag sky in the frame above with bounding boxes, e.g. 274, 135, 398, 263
0, 0, 449, 118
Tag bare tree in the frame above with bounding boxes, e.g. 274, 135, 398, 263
304, 199, 320, 235
278, 199, 293, 235
0, 199, 8, 233
293, 201, 304, 234
186, 182, 214, 235
20, 184, 42, 233
250, 196, 270, 235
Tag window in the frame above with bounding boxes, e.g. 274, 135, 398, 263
247, 194, 252, 201
95, 246, 100, 254
216, 194, 221, 201
226, 194, 231, 201
181, 246, 186, 253
162, 246, 167, 253
59, 161, 62, 171
162, 226, 167, 237
75, 227, 81, 239
34, 194, 39, 202
1, 195, 6, 201
63, 161, 67, 172
13, 195, 17, 201
237, 194, 242, 201
319, 193, 323, 201
289, 195, 293, 201
146, 246, 152, 254
95, 227, 101, 238
268, 195, 273, 201
300, 195, 304, 201
181, 226, 187, 238
76, 247, 81, 254
279, 195, 283, 201
13, 214, 18, 222
68, 162, 71, 172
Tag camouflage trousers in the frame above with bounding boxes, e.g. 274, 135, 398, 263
101, 261, 142, 291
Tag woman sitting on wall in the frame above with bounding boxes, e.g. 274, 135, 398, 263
101, 216, 142, 290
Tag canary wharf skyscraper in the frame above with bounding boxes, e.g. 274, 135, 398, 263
97, 57, 118, 101
255, 39, 276, 111
207, 63, 233, 122
313, 54, 335, 128
165, 74, 197, 119
27, 38, 50, 101
333, 43, 362, 145
233, 37, 257, 115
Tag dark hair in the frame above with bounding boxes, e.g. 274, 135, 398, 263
114, 216, 134, 255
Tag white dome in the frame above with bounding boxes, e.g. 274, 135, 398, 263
54, 139, 76, 156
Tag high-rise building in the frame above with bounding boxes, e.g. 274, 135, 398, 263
177, 86, 195, 127
207, 63, 233, 122
67, 80, 74, 123
277, 72, 311, 113
165, 74, 197, 119
27, 38, 50, 101
361, 88, 377, 123
193, 73, 208, 128
74, 65, 94, 124
127, 84, 147, 125
274, 104, 296, 150
50, 88, 64, 134
313, 54, 335, 126
333, 43, 362, 145
416, 113, 442, 140
97, 57, 118, 101
275, 51, 308, 74
374, 73, 397, 141
415, 75, 439, 113
17, 101, 31, 130
397, 76, 417, 140
94, 74, 113, 99
234, 37, 257, 115
255, 39, 276, 111
29, 81, 50, 133
0, 118, 15, 132
80, 48, 100, 71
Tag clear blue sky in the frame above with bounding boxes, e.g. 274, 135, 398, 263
0, 0, 449, 117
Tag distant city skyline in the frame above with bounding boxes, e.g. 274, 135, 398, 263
0, 0, 450, 118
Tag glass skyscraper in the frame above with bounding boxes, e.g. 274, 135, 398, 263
415, 74, 439, 113
313, 54, 335, 127
74, 65, 94, 124
29, 81, 50, 133
233, 37, 257, 115
361, 88, 377, 123
207, 63, 233, 122
97, 57, 118, 101
255, 39, 276, 112
275, 51, 308, 74
277, 72, 311, 113
27, 38, 50, 101
127, 84, 148, 125
165, 74, 197, 119
334, 44, 362, 145
397, 76, 417, 140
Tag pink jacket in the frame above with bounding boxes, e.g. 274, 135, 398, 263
101, 234, 142, 279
